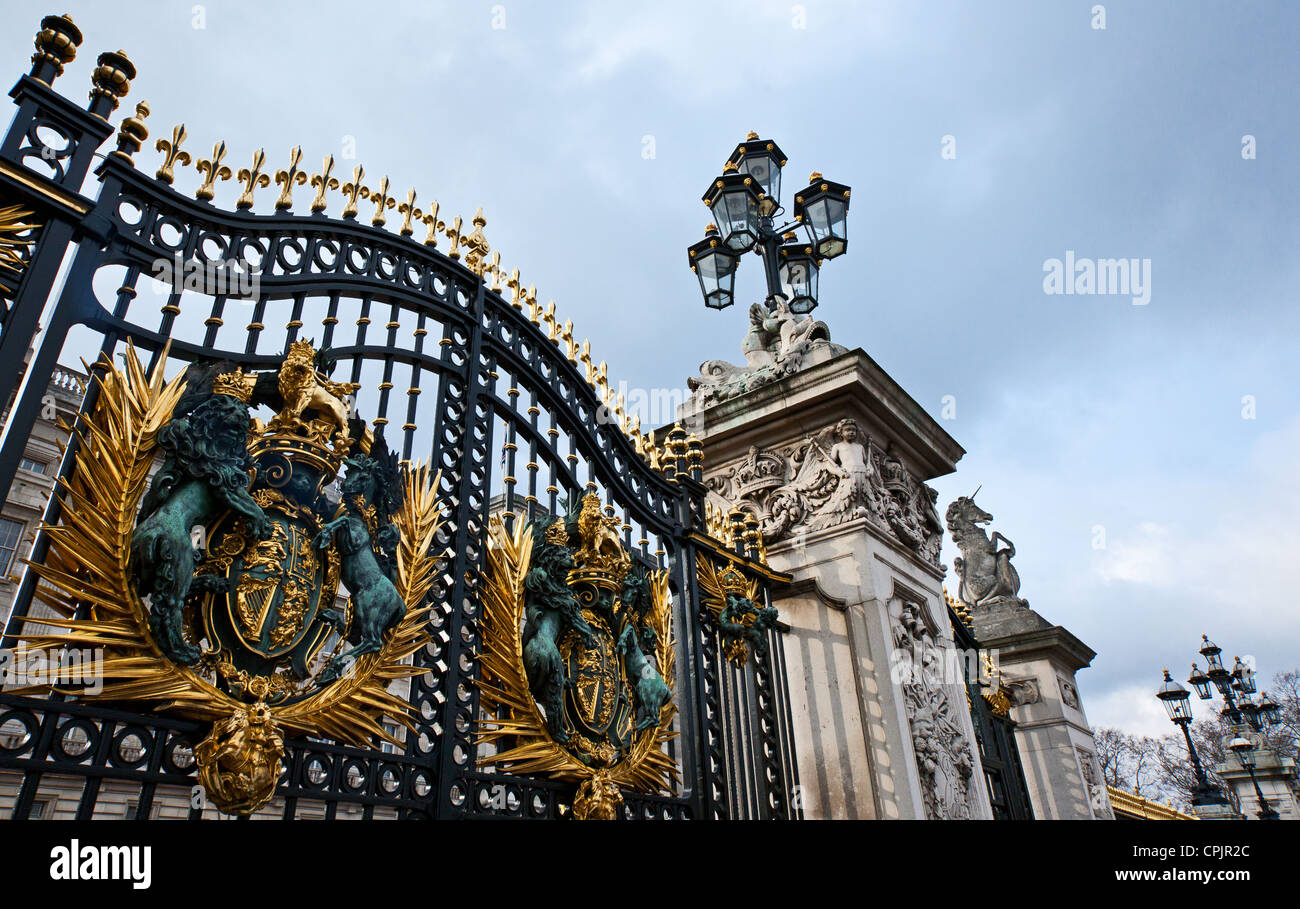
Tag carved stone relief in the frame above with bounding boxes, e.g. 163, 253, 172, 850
686, 295, 847, 409
1058, 677, 1080, 710
1075, 746, 1113, 819
705, 418, 944, 568
891, 600, 976, 819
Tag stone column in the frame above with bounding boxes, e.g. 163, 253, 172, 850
974, 601, 1113, 819
684, 345, 992, 819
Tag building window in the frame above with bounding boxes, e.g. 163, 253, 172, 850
30, 799, 50, 820
18, 457, 46, 475
0, 518, 25, 576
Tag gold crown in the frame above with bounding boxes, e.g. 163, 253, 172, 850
286, 339, 316, 367
719, 563, 749, 596
213, 369, 252, 403
544, 522, 569, 545
567, 493, 631, 591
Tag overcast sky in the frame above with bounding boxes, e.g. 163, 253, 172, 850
3, 0, 1297, 738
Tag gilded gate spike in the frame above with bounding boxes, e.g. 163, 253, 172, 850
560, 318, 573, 352
541, 301, 556, 336
194, 140, 232, 201
111, 99, 149, 162
484, 251, 502, 290
420, 200, 442, 246
308, 154, 338, 213
579, 339, 592, 380
397, 188, 419, 236
370, 176, 395, 227
595, 361, 608, 396
273, 145, 307, 211
525, 287, 539, 319
444, 215, 463, 259
505, 268, 520, 305
235, 148, 271, 210
154, 123, 190, 184
462, 207, 490, 276
340, 165, 368, 219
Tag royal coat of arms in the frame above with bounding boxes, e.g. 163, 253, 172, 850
698, 559, 778, 667
10, 341, 444, 814
479, 494, 678, 819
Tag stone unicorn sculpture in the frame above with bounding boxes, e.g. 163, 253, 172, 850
945, 492, 1028, 610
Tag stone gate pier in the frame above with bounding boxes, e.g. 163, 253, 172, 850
680, 317, 992, 819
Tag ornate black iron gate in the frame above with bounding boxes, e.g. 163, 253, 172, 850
0, 13, 799, 820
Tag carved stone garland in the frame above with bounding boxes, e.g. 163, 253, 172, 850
891, 601, 976, 819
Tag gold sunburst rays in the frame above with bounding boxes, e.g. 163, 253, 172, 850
476, 516, 679, 804
0, 205, 42, 278
7, 343, 447, 809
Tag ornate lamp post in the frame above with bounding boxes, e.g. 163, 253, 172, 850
1187, 635, 1277, 732
1228, 735, 1282, 820
1157, 669, 1228, 807
1176, 634, 1286, 819
687, 133, 850, 315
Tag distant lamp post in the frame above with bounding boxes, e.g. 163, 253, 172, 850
1167, 634, 1286, 819
1229, 735, 1281, 821
687, 133, 850, 314
1188, 663, 1214, 700
1190, 634, 1275, 731
687, 224, 739, 310
1157, 668, 1226, 807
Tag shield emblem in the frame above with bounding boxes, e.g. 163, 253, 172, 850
559, 610, 634, 750
200, 504, 339, 681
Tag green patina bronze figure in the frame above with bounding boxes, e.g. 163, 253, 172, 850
523, 514, 597, 742
618, 564, 671, 731
719, 587, 779, 662
131, 365, 273, 665
313, 435, 406, 684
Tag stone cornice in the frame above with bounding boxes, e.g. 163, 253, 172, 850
681, 348, 965, 482
978, 623, 1098, 672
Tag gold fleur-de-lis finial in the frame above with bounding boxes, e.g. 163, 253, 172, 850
541, 300, 557, 336
462, 207, 490, 276
308, 154, 338, 213
560, 318, 574, 356
397, 188, 419, 236
235, 148, 270, 210
526, 288, 540, 321
194, 140, 232, 201
340, 165, 368, 219
579, 339, 592, 381
420, 200, 442, 247
154, 123, 190, 184
595, 361, 609, 398
505, 268, 520, 305
370, 176, 395, 227
444, 215, 463, 260
273, 145, 307, 211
